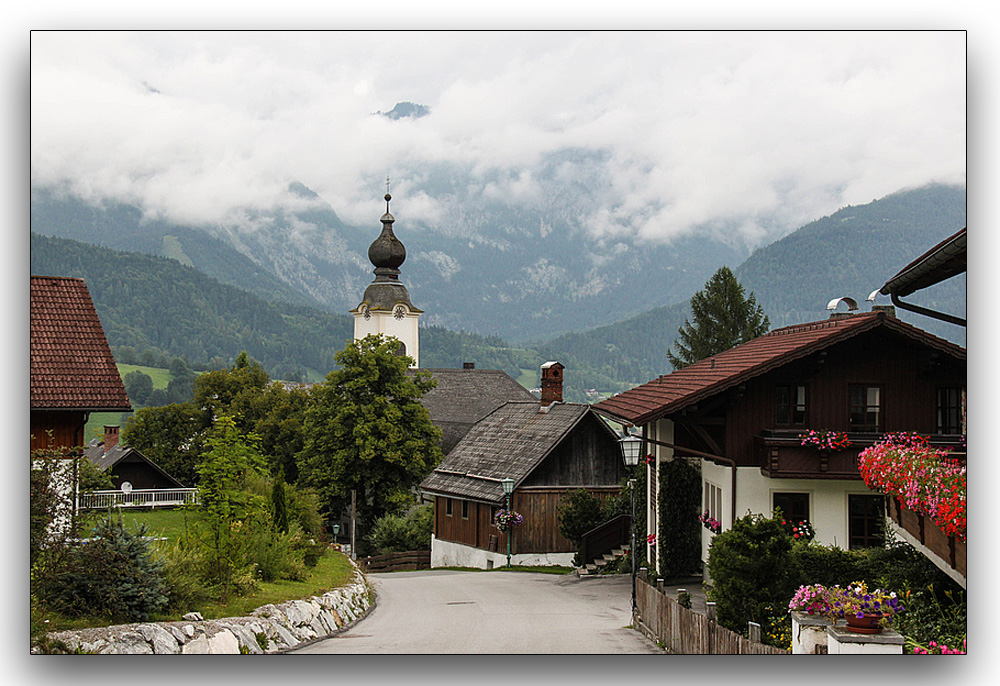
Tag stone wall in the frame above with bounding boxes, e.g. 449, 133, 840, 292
40, 567, 373, 654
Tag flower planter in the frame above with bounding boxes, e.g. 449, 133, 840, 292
845, 613, 884, 634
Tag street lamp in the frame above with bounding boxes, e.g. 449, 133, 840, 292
619, 431, 642, 616
332, 523, 340, 547
501, 477, 515, 568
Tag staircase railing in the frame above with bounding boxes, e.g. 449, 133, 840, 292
578, 513, 631, 567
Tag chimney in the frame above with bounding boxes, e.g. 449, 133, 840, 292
871, 304, 896, 318
827, 296, 859, 319
103, 425, 120, 452
463, 362, 475, 370
540, 361, 565, 408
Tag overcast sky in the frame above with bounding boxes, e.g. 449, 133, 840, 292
30, 30, 966, 247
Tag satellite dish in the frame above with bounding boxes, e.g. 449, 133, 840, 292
121, 481, 133, 495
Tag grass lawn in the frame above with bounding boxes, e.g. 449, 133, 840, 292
40, 509, 357, 632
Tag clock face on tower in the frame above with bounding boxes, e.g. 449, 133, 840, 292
393, 305, 406, 320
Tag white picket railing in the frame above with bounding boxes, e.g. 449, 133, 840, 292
78, 488, 198, 510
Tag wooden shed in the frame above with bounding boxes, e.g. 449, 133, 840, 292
420, 396, 626, 569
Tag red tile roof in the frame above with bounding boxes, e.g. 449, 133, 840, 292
593, 311, 965, 425
30, 276, 132, 411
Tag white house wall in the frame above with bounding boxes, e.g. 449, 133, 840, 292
700, 463, 883, 579
430, 534, 575, 570
646, 418, 674, 572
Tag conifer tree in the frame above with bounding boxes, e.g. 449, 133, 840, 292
667, 266, 770, 369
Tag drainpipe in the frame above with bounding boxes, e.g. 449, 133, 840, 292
889, 291, 966, 327
627, 428, 738, 531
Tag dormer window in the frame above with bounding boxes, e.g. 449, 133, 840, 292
776, 385, 806, 426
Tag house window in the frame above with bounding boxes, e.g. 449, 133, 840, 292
461, 500, 470, 520
849, 385, 882, 432
704, 481, 723, 523
445, 498, 453, 516
937, 387, 964, 434
776, 385, 807, 426
773, 492, 810, 525
848, 494, 884, 549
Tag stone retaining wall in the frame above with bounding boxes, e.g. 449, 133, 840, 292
41, 567, 373, 654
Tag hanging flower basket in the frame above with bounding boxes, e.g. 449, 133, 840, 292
698, 510, 721, 533
493, 509, 523, 532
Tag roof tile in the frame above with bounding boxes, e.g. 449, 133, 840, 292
30, 276, 132, 411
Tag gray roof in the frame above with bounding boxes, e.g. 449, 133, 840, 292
414, 368, 537, 454
420, 401, 613, 503
84, 440, 184, 487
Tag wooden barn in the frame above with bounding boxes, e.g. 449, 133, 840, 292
30, 275, 132, 452
420, 362, 627, 569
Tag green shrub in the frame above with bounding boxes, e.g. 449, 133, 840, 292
39, 516, 170, 622
367, 504, 433, 554
789, 540, 864, 587
706, 512, 797, 634
557, 489, 605, 551
158, 535, 212, 612
250, 527, 307, 582
658, 458, 702, 579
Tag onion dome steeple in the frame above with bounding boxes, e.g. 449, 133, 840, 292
368, 191, 407, 275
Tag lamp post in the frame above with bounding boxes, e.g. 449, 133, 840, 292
501, 477, 515, 568
618, 432, 642, 615
332, 523, 340, 547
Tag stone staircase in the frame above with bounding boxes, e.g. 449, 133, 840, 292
577, 546, 630, 577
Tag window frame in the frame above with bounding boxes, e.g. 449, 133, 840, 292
775, 384, 808, 426
848, 384, 883, 432
936, 387, 964, 434
445, 497, 453, 517
461, 499, 470, 520
772, 492, 810, 525
847, 493, 885, 549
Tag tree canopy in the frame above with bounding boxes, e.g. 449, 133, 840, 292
667, 266, 770, 369
296, 335, 443, 542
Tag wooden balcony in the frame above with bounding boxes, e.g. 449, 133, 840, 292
753, 431, 965, 480
886, 497, 966, 589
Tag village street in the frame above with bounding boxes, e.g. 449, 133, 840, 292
289, 570, 663, 654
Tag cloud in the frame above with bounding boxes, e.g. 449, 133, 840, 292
30, 31, 965, 247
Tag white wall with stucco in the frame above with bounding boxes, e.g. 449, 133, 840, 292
430, 535, 574, 570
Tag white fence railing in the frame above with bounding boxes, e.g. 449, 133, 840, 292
78, 488, 198, 510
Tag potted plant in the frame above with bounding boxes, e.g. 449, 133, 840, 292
825, 581, 904, 634
799, 429, 852, 451
788, 584, 834, 653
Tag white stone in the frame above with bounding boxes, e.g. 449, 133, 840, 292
826, 625, 904, 654
791, 612, 832, 654
205, 629, 240, 654
138, 624, 180, 654
181, 634, 211, 654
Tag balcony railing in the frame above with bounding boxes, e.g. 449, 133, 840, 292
78, 488, 198, 510
754, 431, 965, 479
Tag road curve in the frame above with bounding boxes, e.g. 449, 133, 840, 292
290, 569, 663, 654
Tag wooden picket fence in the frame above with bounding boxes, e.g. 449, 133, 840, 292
634, 571, 788, 654
359, 550, 431, 573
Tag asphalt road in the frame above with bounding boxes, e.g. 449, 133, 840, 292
290, 569, 663, 654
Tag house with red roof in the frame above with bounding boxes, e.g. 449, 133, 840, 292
593, 304, 965, 578
30, 275, 132, 452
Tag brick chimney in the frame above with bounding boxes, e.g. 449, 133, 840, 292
103, 425, 120, 452
540, 361, 564, 408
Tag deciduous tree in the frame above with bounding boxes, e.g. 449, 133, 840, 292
297, 335, 443, 546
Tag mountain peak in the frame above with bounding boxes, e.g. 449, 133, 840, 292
377, 102, 430, 120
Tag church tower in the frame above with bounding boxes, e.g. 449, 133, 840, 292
351, 189, 422, 367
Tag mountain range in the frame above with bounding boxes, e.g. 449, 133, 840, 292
30, 182, 966, 400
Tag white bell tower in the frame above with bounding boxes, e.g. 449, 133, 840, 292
351, 188, 422, 367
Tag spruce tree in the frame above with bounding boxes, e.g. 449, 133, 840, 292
667, 266, 770, 369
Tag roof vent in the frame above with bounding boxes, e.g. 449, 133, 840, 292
827, 296, 859, 319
